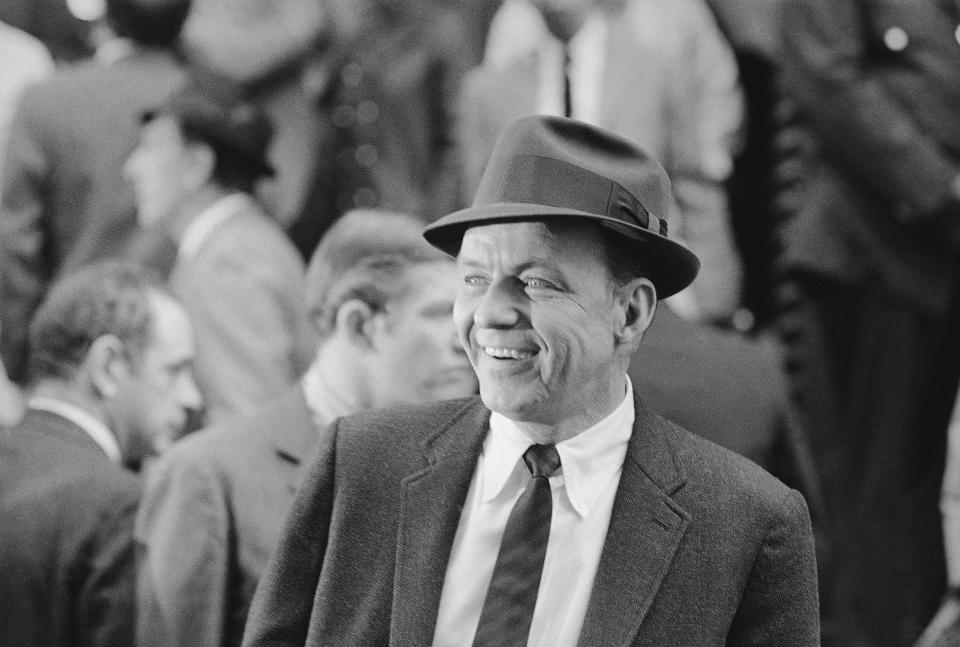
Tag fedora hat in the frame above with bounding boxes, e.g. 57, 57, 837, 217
423, 115, 699, 298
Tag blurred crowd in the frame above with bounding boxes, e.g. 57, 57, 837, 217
0, 0, 958, 646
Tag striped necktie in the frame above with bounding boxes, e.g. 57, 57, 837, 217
472, 444, 562, 646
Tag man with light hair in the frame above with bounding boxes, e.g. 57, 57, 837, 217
136, 209, 477, 647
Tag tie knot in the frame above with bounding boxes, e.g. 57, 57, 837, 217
522, 444, 561, 478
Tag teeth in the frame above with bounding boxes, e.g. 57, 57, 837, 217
484, 347, 535, 360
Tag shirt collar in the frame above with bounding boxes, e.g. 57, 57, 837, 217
27, 396, 122, 464
481, 375, 634, 517
301, 359, 361, 430
178, 193, 250, 262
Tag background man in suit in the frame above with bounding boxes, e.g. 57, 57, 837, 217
777, 0, 960, 643
0, 0, 191, 384
242, 116, 818, 646
459, 0, 745, 325
124, 79, 315, 425
135, 209, 478, 647
0, 261, 201, 647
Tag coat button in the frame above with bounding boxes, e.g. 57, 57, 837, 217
883, 26, 909, 51
955, 23, 960, 46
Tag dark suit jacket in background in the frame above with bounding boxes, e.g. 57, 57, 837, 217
136, 388, 319, 647
0, 409, 139, 647
0, 47, 186, 381
631, 305, 818, 500
243, 395, 819, 646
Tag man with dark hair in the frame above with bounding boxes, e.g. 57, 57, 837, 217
0, 261, 201, 647
0, 0, 191, 384
136, 209, 476, 647
124, 80, 314, 424
243, 116, 818, 646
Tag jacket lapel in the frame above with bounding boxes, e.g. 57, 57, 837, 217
390, 398, 491, 646
263, 387, 320, 492
578, 395, 690, 646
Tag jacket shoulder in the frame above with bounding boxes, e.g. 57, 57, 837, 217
659, 414, 801, 517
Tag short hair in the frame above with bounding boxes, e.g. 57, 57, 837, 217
179, 125, 263, 194
597, 225, 655, 289
306, 209, 448, 338
105, 0, 191, 48
27, 261, 167, 384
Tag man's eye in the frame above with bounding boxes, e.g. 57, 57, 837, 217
463, 275, 486, 287
523, 278, 552, 290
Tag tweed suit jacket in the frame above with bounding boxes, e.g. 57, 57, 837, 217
458, 0, 745, 320
0, 409, 140, 647
0, 47, 186, 381
137, 387, 319, 647
168, 195, 315, 425
242, 394, 820, 646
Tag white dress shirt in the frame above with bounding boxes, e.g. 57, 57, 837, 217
432, 377, 635, 646
28, 396, 122, 464
535, 14, 607, 124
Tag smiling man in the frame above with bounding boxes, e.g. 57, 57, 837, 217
242, 116, 819, 647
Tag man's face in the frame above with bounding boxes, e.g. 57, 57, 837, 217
454, 220, 629, 432
365, 260, 478, 408
124, 115, 193, 228
111, 293, 202, 467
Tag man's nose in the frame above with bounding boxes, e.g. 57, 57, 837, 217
473, 278, 524, 329
178, 371, 203, 412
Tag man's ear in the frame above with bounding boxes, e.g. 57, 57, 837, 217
335, 299, 378, 349
85, 335, 131, 399
614, 277, 657, 349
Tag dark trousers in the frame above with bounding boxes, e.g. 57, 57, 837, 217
782, 273, 960, 647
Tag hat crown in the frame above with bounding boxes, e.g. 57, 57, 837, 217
423, 115, 699, 298
474, 115, 672, 228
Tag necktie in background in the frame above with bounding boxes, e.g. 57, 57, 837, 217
562, 45, 573, 118
472, 444, 562, 647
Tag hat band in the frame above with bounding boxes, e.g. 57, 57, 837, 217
487, 154, 667, 237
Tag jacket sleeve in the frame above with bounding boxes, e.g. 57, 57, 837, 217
242, 418, 338, 647
726, 488, 821, 646
76, 483, 140, 647
665, 0, 745, 321
779, 0, 959, 216
182, 238, 310, 424
0, 90, 50, 382
135, 448, 232, 647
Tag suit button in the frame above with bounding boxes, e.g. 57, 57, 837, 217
955, 23, 960, 46
883, 26, 909, 51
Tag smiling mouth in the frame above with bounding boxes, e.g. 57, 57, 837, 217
483, 347, 538, 360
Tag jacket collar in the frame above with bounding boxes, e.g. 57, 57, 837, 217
390, 393, 690, 645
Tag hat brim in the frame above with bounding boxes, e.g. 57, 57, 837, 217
423, 202, 700, 299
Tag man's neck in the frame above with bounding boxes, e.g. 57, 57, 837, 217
307, 342, 368, 421
30, 381, 101, 417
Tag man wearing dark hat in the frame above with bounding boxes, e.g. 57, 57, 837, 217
242, 115, 819, 646
124, 81, 314, 425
